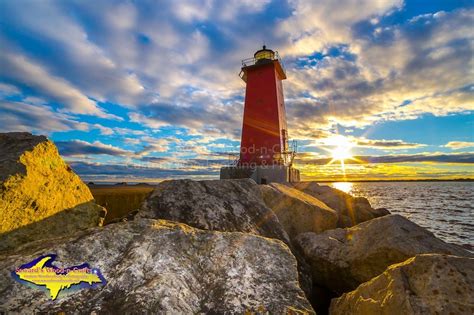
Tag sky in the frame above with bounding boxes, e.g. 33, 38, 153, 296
0, 0, 473, 182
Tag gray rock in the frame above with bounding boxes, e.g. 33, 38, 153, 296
330, 254, 474, 315
371, 207, 390, 217
138, 178, 290, 244
0, 219, 315, 314
295, 214, 473, 294
137, 179, 318, 299
292, 181, 387, 226
260, 183, 338, 239
0, 132, 105, 253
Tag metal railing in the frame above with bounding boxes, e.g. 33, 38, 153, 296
282, 140, 297, 167
241, 51, 286, 75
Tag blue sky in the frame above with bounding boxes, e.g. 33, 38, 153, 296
0, 0, 473, 182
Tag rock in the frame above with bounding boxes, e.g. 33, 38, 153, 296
137, 179, 317, 299
295, 214, 473, 294
260, 183, 338, 239
138, 178, 290, 244
0, 219, 315, 314
330, 254, 474, 315
372, 207, 390, 217
0, 132, 105, 253
292, 181, 386, 226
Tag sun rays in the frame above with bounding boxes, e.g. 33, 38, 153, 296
320, 135, 362, 178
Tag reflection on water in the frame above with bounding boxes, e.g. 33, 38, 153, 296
327, 181, 474, 251
331, 182, 353, 194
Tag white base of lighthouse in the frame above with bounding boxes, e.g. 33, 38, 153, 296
220, 165, 300, 184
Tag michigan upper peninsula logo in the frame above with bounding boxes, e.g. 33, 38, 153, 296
11, 254, 106, 300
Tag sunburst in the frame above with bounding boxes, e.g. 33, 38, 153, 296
320, 135, 362, 178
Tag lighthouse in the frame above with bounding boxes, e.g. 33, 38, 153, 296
220, 46, 300, 184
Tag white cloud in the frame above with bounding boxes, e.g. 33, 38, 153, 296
0, 0, 472, 149
355, 137, 426, 149
0, 83, 21, 96
136, 136, 171, 156
0, 1, 146, 107
284, 8, 474, 132
278, 0, 403, 55
0, 101, 89, 134
93, 124, 114, 136
0, 52, 118, 119
444, 141, 474, 150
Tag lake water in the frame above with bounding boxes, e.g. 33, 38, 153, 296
327, 181, 474, 251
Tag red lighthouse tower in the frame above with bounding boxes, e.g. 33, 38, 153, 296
221, 46, 300, 184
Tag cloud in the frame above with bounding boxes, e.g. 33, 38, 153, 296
56, 140, 134, 157
57, 137, 173, 158
0, 83, 21, 96
444, 141, 474, 149
135, 137, 170, 156
355, 138, 426, 149
0, 52, 118, 119
0, 0, 472, 182
301, 134, 426, 150
158, 0, 272, 24
0, 1, 146, 107
68, 161, 218, 180
1, 0, 273, 137
278, 0, 403, 55
92, 124, 114, 136
139, 156, 171, 164
130, 98, 242, 138
297, 152, 474, 165
284, 8, 474, 132
3, 0, 470, 136
0, 101, 89, 134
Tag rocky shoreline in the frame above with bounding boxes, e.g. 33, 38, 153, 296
1, 132, 473, 314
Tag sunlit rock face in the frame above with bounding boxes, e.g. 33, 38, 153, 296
0, 132, 105, 253
260, 183, 338, 239
292, 181, 387, 227
138, 178, 290, 244
330, 254, 474, 315
295, 214, 473, 294
0, 219, 315, 314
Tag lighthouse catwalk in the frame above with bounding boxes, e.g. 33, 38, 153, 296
220, 46, 300, 184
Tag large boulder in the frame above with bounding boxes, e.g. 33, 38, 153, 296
138, 178, 290, 244
137, 179, 317, 298
330, 254, 474, 315
260, 183, 338, 239
0, 219, 315, 314
0, 132, 105, 253
295, 214, 472, 294
292, 181, 385, 226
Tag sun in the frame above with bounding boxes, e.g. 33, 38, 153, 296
320, 135, 359, 177
323, 135, 354, 161
331, 144, 353, 160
